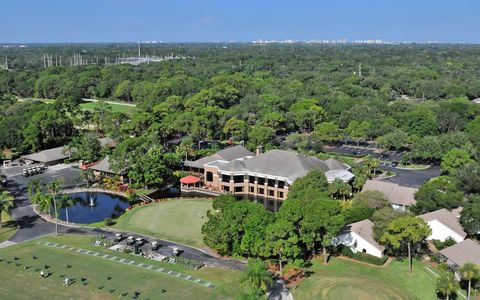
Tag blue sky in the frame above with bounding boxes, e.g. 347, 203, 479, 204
1, 0, 478, 43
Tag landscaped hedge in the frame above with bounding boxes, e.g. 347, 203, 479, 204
172, 257, 204, 270
432, 238, 456, 250
351, 252, 388, 265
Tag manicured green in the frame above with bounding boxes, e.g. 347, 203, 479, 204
111, 199, 213, 249
0, 212, 17, 243
79, 101, 137, 114
293, 257, 438, 300
0, 234, 241, 300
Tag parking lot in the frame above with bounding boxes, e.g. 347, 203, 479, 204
323, 144, 405, 163
2, 163, 81, 188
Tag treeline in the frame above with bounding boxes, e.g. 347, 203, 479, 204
1, 45, 479, 159
1, 44, 480, 188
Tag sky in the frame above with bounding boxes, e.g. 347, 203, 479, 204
1, 0, 478, 43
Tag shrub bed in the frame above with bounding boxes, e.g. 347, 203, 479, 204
172, 257, 204, 270
351, 252, 388, 265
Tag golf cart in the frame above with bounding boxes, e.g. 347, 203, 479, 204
127, 236, 135, 245
114, 233, 124, 242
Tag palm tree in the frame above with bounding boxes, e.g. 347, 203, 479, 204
45, 177, 64, 237
27, 178, 42, 198
240, 259, 272, 297
352, 174, 367, 192
57, 195, 74, 224
36, 194, 53, 218
328, 179, 344, 199
437, 269, 458, 300
338, 181, 352, 201
460, 262, 480, 300
0, 191, 14, 228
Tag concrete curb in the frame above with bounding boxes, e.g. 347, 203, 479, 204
32, 204, 215, 257
395, 165, 432, 171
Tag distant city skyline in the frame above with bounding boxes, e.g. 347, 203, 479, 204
1, 0, 479, 43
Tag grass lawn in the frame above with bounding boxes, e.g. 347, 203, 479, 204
293, 257, 438, 300
110, 199, 213, 249
79, 101, 137, 114
0, 212, 18, 243
0, 234, 241, 300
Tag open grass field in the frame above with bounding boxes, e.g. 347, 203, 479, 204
293, 257, 438, 300
0, 212, 18, 243
0, 234, 241, 300
79, 100, 137, 114
111, 199, 213, 249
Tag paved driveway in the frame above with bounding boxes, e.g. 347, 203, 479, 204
379, 165, 441, 188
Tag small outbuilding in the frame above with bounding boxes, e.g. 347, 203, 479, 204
180, 175, 202, 189
419, 208, 466, 243
333, 219, 385, 258
88, 156, 126, 181
362, 180, 417, 212
440, 239, 480, 269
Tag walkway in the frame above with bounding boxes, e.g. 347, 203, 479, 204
82, 98, 137, 107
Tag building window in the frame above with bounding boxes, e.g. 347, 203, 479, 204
277, 181, 285, 189
234, 186, 243, 193
277, 191, 284, 198
268, 190, 274, 197
206, 172, 213, 182
222, 175, 230, 183
249, 187, 254, 193
258, 188, 264, 195
233, 175, 244, 183
249, 176, 255, 184
257, 177, 265, 185
268, 179, 275, 187
223, 186, 230, 192
269, 200, 274, 207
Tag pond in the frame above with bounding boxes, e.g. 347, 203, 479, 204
55, 192, 129, 224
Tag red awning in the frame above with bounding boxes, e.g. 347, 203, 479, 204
80, 161, 99, 170
180, 175, 201, 185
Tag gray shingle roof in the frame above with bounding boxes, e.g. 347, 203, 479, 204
419, 208, 467, 239
217, 149, 352, 184
88, 156, 125, 175
440, 239, 480, 267
183, 145, 253, 168
362, 180, 417, 207
347, 219, 385, 252
22, 146, 73, 163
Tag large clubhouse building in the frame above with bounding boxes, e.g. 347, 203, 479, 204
183, 145, 354, 211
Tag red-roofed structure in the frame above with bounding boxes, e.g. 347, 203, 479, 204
180, 175, 201, 185
80, 161, 99, 170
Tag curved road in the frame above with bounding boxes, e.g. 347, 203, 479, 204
4, 173, 245, 270
2, 166, 295, 299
